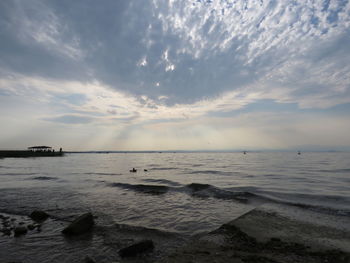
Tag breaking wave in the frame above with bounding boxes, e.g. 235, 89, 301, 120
107, 181, 350, 217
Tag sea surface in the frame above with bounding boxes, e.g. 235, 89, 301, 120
0, 152, 349, 262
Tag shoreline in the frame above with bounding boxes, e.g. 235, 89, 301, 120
159, 204, 350, 262
1, 204, 349, 263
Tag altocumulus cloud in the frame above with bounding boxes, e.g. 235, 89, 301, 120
1, 0, 349, 106
0, 0, 350, 150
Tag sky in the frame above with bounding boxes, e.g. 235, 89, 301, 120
0, 0, 350, 151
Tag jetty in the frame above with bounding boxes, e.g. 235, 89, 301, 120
0, 146, 64, 158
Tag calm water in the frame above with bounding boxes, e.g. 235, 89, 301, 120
0, 152, 349, 262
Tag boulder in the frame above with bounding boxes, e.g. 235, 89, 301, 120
62, 213, 94, 235
14, 226, 27, 237
119, 240, 154, 258
30, 211, 49, 222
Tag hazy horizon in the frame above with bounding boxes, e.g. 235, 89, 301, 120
1, 0, 350, 151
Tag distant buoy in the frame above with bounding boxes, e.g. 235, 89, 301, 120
144, 169, 148, 172
298, 151, 301, 155
243, 151, 247, 155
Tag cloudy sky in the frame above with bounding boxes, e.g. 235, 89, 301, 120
0, 0, 349, 151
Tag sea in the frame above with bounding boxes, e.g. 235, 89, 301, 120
0, 152, 349, 262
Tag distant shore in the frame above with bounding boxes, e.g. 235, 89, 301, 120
0, 150, 64, 158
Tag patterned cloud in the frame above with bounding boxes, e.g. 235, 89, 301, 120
1, 0, 349, 107
0, 0, 349, 150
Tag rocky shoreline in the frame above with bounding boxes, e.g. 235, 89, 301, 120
1, 205, 349, 263
159, 222, 349, 263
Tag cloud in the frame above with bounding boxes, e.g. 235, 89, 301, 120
0, 0, 350, 150
44, 115, 94, 124
0, 0, 349, 108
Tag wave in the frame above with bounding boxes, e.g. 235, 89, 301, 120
142, 178, 182, 186
109, 182, 169, 195
0, 172, 38, 176
30, 176, 58, 181
149, 167, 179, 171
286, 202, 350, 216
185, 183, 257, 203
254, 191, 350, 217
187, 170, 233, 176
81, 172, 123, 176
107, 181, 350, 217
191, 164, 204, 167
315, 168, 350, 173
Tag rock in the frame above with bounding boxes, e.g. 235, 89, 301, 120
27, 224, 35, 231
62, 213, 94, 235
270, 237, 281, 242
119, 240, 154, 258
14, 226, 27, 237
84, 256, 96, 263
30, 211, 49, 222
187, 183, 211, 192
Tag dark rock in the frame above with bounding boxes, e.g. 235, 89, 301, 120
119, 240, 154, 258
27, 224, 35, 231
30, 210, 49, 222
187, 183, 211, 192
62, 213, 94, 235
10, 218, 16, 222
84, 256, 96, 263
19, 222, 25, 225
14, 226, 27, 237
242, 255, 278, 263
